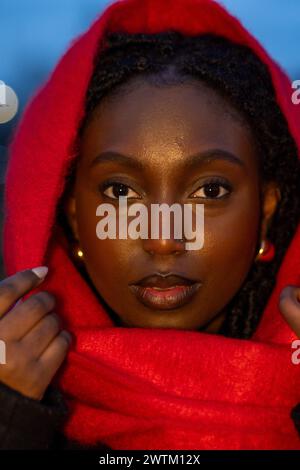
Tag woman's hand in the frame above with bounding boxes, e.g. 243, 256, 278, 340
279, 285, 300, 338
0, 268, 72, 400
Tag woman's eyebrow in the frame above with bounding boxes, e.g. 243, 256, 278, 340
182, 149, 246, 170
89, 151, 144, 170
89, 149, 246, 170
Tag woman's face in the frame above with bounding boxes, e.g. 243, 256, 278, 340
65, 78, 280, 331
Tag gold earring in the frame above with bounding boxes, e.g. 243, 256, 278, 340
255, 239, 275, 262
76, 248, 84, 259
256, 240, 266, 258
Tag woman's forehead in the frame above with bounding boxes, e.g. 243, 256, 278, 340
79, 80, 257, 169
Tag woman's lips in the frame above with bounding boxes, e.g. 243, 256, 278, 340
129, 275, 201, 310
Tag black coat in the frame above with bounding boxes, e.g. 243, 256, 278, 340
0, 381, 111, 450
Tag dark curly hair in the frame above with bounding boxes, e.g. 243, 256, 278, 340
59, 30, 300, 341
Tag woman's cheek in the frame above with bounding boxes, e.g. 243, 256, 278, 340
82, 236, 129, 279
202, 198, 260, 294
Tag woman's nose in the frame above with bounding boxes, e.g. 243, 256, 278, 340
139, 200, 187, 256
142, 236, 186, 256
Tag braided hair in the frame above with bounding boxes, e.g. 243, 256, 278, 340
59, 30, 300, 340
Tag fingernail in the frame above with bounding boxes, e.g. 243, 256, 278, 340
61, 330, 73, 345
31, 266, 49, 280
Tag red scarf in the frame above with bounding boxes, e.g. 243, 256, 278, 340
3, 0, 300, 450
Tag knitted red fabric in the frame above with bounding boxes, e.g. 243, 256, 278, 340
3, 0, 300, 449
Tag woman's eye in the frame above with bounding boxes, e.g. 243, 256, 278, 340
102, 182, 140, 200
190, 180, 232, 199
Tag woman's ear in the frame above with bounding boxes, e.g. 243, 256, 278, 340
260, 181, 281, 237
64, 192, 80, 242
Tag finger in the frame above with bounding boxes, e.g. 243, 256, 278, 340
0, 267, 48, 318
39, 330, 72, 372
279, 285, 300, 337
0, 291, 56, 341
21, 313, 61, 358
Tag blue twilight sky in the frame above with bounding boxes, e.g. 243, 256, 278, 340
1, 0, 300, 149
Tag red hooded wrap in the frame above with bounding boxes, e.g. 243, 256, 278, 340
3, 0, 300, 450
